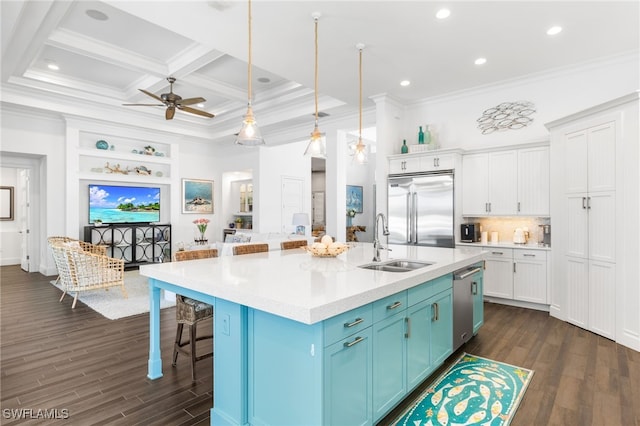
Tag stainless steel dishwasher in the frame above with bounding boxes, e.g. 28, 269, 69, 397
453, 265, 483, 351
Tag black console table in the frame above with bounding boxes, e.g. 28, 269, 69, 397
84, 224, 171, 269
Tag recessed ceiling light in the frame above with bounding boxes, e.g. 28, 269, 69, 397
400, 80, 411, 87
86, 9, 109, 21
474, 57, 487, 65
47, 63, 59, 71
197, 103, 205, 108
436, 8, 451, 19
547, 26, 562, 36
257, 77, 271, 83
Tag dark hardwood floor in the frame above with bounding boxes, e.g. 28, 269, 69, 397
1, 265, 639, 425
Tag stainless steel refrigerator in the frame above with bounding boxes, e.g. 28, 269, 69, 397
388, 171, 455, 248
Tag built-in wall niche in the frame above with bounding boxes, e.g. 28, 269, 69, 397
77, 131, 173, 184
226, 176, 253, 230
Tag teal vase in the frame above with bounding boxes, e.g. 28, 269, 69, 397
424, 126, 432, 145
418, 126, 424, 144
401, 139, 408, 154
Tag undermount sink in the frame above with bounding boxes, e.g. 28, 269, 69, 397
359, 259, 433, 273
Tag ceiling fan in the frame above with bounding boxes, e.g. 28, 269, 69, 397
123, 77, 215, 120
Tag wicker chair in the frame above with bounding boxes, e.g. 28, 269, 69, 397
280, 240, 308, 250
232, 243, 269, 255
48, 237, 108, 284
172, 249, 218, 382
49, 240, 126, 309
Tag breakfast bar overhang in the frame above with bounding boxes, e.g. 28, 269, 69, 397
140, 243, 486, 425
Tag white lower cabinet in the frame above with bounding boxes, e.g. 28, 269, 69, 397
484, 248, 548, 305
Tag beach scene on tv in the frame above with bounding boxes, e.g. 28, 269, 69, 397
89, 184, 160, 224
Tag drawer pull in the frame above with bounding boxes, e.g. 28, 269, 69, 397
491, 251, 504, 255
405, 317, 411, 338
523, 254, 536, 257
343, 317, 364, 328
471, 281, 478, 295
387, 301, 402, 310
344, 336, 365, 348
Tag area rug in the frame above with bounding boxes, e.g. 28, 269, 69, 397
50, 270, 175, 320
393, 353, 534, 426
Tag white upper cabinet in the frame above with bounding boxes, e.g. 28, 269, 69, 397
462, 146, 549, 216
517, 147, 550, 216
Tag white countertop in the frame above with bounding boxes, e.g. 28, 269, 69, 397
457, 241, 551, 251
140, 243, 486, 325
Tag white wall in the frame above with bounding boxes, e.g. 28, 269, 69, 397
400, 54, 639, 152
1, 107, 65, 275
0, 167, 20, 265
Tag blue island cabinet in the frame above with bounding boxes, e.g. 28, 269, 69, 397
220, 275, 456, 426
471, 263, 485, 334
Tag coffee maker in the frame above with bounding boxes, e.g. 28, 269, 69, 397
461, 223, 481, 243
538, 225, 551, 247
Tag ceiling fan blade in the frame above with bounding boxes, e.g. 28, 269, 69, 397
139, 89, 164, 103
123, 103, 164, 106
178, 105, 215, 118
177, 97, 206, 106
166, 106, 176, 120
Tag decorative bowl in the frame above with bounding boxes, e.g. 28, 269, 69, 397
96, 140, 109, 150
302, 243, 350, 258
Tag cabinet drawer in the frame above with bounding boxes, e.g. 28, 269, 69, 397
372, 291, 407, 323
389, 157, 421, 174
485, 248, 514, 259
423, 154, 454, 171
514, 249, 546, 261
324, 304, 373, 346
408, 274, 452, 306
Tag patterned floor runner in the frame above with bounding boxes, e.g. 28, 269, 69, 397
393, 353, 534, 426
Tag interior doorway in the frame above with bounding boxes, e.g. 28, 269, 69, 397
311, 158, 326, 237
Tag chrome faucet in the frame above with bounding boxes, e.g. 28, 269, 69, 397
373, 213, 390, 262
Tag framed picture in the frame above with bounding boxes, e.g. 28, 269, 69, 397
0, 186, 14, 220
346, 185, 363, 213
182, 179, 214, 214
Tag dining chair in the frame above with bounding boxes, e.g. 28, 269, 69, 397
172, 248, 218, 382
232, 243, 269, 255
280, 240, 308, 250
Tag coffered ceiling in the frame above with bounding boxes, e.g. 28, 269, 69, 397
1, 1, 638, 146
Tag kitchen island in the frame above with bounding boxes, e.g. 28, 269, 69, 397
140, 243, 486, 426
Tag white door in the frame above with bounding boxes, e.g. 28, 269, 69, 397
18, 169, 30, 272
281, 177, 304, 234
565, 256, 589, 330
588, 260, 616, 339
487, 150, 517, 215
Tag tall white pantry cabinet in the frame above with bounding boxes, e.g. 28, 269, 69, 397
546, 92, 640, 351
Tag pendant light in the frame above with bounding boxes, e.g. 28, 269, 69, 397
235, 0, 265, 146
304, 13, 326, 158
351, 43, 369, 165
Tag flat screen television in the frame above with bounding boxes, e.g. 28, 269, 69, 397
89, 184, 160, 224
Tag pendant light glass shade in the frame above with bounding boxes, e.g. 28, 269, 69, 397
236, 0, 265, 146
304, 15, 326, 158
352, 44, 368, 165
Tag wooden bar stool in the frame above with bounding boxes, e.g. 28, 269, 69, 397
280, 240, 308, 250
172, 248, 218, 381
232, 243, 269, 255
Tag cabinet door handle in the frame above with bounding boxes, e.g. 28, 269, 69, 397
513, 262, 517, 273
344, 336, 365, 348
517, 201, 521, 212
387, 301, 402, 310
432, 302, 439, 322
343, 317, 364, 328
485, 203, 489, 212
582, 197, 587, 209
405, 317, 411, 338
587, 197, 592, 209
471, 281, 478, 295
489, 202, 492, 212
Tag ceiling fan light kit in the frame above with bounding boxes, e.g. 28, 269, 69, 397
236, 0, 265, 146
304, 13, 327, 159
123, 76, 214, 120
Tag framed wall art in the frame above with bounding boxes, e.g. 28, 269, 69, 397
346, 185, 363, 213
0, 186, 14, 220
182, 179, 214, 214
